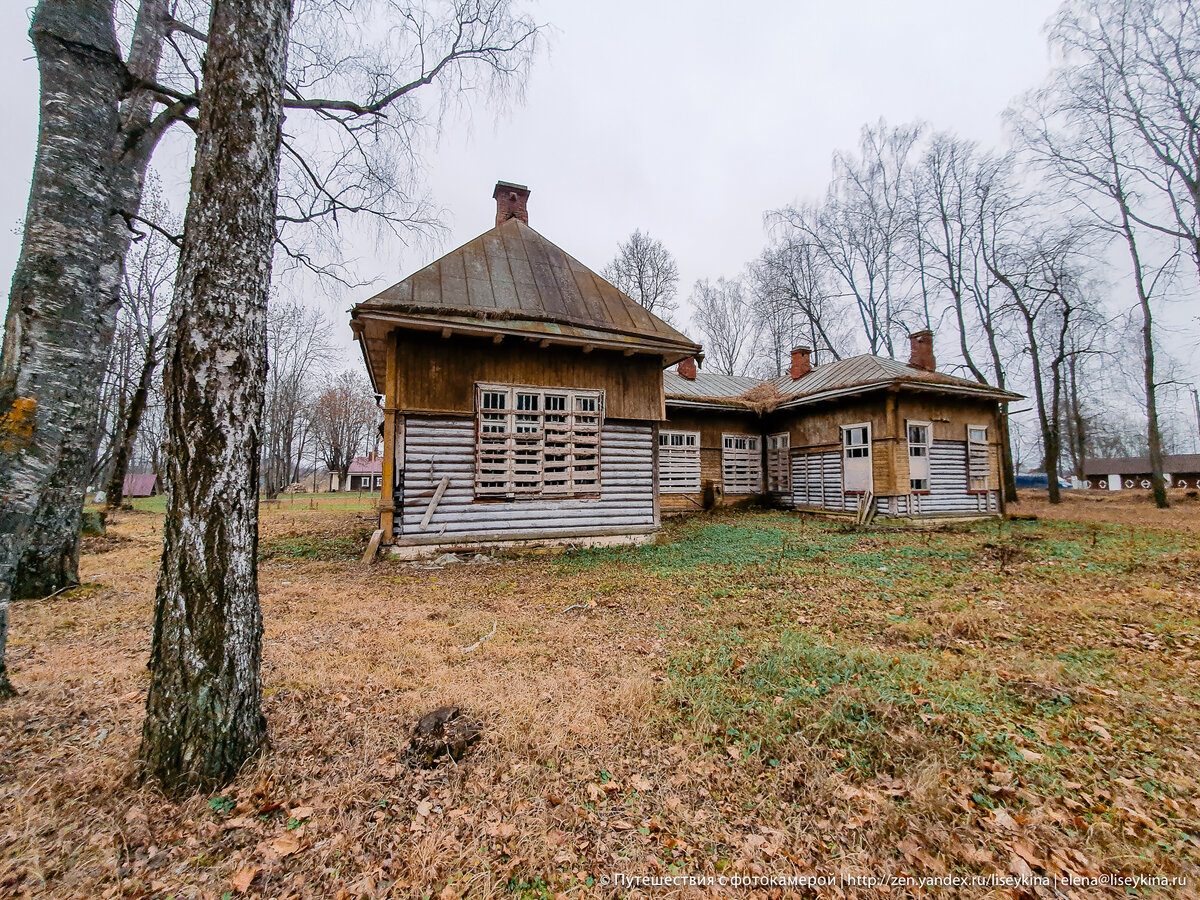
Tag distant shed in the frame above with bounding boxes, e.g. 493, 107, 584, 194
122, 473, 161, 498
1082, 455, 1200, 490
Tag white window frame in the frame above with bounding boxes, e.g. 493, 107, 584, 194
907, 420, 931, 493
766, 432, 791, 494
658, 430, 701, 494
841, 422, 873, 494
475, 383, 603, 499
967, 424, 989, 493
721, 433, 762, 494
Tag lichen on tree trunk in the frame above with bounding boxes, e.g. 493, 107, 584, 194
0, 0, 129, 694
138, 0, 292, 792
2, 0, 172, 620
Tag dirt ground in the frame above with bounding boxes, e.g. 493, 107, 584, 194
1012, 487, 1200, 532
2, 492, 1198, 899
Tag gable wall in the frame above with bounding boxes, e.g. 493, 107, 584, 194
389, 330, 665, 421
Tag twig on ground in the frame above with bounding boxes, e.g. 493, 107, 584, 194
461, 621, 497, 653
37, 584, 82, 602
562, 600, 595, 613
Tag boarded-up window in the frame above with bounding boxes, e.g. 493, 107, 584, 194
766, 432, 790, 494
475, 384, 603, 498
967, 425, 989, 492
658, 430, 700, 493
907, 421, 930, 491
722, 434, 761, 494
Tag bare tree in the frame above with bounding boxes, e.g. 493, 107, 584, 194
310, 369, 379, 489
103, 180, 177, 508
0, 0, 542, 696
907, 136, 1026, 500
690, 277, 758, 376
1016, 30, 1178, 508
776, 121, 924, 357
139, 0, 292, 793
1052, 0, 1200, 281
752, 229, 849, 374
993, 233, 1091, 503
602, 230, 680, 322
262, 301, 332, 497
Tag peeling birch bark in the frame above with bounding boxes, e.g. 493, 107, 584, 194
0, 1, 173, 699
0, 0, 129, 696
138, 0, 292, 791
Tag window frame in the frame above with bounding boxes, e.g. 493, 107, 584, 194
474, 382, 604, 500
840, 421, 873, 494
906, 420, 931, 494
721, 433, 762, 495
766, 432, 791, 495
657, 429, 701, 494
966, 424, 989, 494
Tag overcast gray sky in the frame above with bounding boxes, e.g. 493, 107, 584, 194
2, 0, 1064, 328
6, 0, 1197, 449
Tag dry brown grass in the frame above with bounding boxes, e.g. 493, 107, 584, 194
2, 495, 1199, 899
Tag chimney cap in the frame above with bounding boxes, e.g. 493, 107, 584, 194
791, 344, 812, 354
908, 328, 933, 338
493, 180, 529, 198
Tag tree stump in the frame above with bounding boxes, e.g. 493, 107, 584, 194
410, 706, 481, 766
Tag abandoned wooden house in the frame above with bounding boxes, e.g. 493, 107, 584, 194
350, 181, 702, 555
661, 332, 1021, 519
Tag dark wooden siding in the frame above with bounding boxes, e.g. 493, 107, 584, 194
391, 331, 665, 421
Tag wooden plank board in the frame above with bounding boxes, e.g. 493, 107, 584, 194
419, 475, 451, 531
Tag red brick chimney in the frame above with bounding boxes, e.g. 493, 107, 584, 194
493, 181, 530, 227
790, 346, 812, 380
908, 330, 936, 371
677, 357, 697, 380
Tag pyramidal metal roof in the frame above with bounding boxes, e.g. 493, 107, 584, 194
353, 217, 700, 355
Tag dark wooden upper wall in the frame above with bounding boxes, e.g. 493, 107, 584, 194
388, 330, 667, 421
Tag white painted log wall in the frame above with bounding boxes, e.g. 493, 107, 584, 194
788, 442, 996, 516
398, 417, 656, 540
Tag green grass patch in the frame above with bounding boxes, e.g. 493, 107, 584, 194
259, 531, 366, 562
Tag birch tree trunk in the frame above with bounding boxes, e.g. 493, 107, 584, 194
0, 0, 129, 697
139, 0, 292, 792
2, 0, 170, 617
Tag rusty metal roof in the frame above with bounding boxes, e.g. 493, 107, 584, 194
662, 354, 1021, 410
664, 371, 763, 399
353, 217, 700, 355
767, 355, 1021, 404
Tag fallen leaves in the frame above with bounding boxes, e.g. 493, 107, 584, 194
230, 865, 260, 894
271, 833, 301, 857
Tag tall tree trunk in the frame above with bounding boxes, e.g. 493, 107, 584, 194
139, 0, 292, 792
1115, 205, 1168, 508
0, 0, 129, 696
106, 333, 157, 508
4, 0, 171, 612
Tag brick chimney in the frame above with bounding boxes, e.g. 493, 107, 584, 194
677, 357, 697, 380
908, 329, 936, 371
790, 346, 812, 380
493, 181, 530, 227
